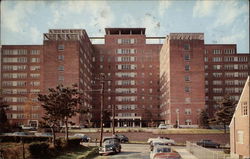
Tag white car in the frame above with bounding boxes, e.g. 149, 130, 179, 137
158, 124, 172, 129
147, 137, 175, 145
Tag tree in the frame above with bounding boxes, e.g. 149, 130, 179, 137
199, 108, 210, 129
0, 95, 10, 133
209, 95, 237, 133
38, 84, 85, 144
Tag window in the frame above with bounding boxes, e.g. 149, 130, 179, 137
184, 76, 190, 82
30, 66, 40, 71
224, 56, 235, 62
213, 80, 222, 85
184, 54, 190, 61
213, 49, 221, 54
224, 49, 235, 54
185, 119, 192, 125
238, 56, 248, 62
204, 57, 208, 62
30, 73, 40, 78
184, 44, 190, 50
213, 88, 223, 93
185, 87, 190, 92
31, 58, 40, 63
213, 65, 221, 70
117, 39, 136, 44
30, 81, 40, 86
30, 50, 40, 55
58, 55, 64, 60
100, 56, 104, 62
212, 57, 222, 62
212, 72, 222, 78
237, 131, 244, 144
58, 66, 64, 71
58, 75, 64, 81
241, 101, 248, 116
185, 65, 190, 71
185, 98, 191, 103
58, 44, 64, 50
185, 109, 191, 115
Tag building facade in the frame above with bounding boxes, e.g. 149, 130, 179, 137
1, 28, 249, 128
230, 76, 249, 159
204, 44, 249, 116
160, 33, 206, 127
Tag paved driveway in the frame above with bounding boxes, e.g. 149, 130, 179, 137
94, 143, 150, 159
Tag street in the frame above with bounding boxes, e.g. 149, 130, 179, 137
94, 143, 150, 159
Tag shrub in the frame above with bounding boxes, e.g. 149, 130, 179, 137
224, 148, 230, 154
0, 135, 50, 143
67, 138, 82, 147
29, 142, 49, 158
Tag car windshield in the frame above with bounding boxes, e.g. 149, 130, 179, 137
156, 147, 171, 153
103, 139, 118, 145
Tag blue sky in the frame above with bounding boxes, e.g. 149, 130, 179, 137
1, 0, 249, 53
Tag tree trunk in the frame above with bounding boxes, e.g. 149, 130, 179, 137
65, 118, 68, 144
51, 127, 55, 147
224, 123, 226, 134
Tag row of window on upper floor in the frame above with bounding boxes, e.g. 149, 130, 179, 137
206, 72, 248, 78
2, 49, 40, 55
204, 49, 235, 54
205, 64, 248, 70
2, 65, 40, 71
205, 56, 248, 62
3, 57, 40, 63
205, 79, 246, 85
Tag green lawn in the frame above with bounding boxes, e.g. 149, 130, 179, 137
54, 146, 98, 159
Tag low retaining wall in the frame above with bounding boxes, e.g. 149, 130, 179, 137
84, 132, 230, 145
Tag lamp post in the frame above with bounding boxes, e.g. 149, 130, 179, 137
176, 109, 179, 128
99, 74, 105, 147
112, 104, 115, 135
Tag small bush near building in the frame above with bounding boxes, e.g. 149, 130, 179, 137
28, 142, 50, 158
67, 138, 82, 147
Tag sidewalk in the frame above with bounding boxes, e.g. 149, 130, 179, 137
174, 148, 199, 159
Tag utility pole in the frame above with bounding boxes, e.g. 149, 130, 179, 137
112, 104, 115, 135
99, 74, 105, 147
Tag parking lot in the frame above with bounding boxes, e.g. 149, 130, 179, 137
94, 143, 151, 159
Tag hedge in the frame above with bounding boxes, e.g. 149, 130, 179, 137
28, 142, 50, 158
0, 135, 51, 143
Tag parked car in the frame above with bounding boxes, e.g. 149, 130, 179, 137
71, 134, 91, 142
99, 136, 121, 155
150, 146, 180, 159
115, 134, 129, 143
35, 132, 52, 137
147, 136, 175, 145
12, 132, 30, 136
21, 125, 36, 131
196, 139, 220, 148
158, 124, 172, 129
150, 141, 167, 151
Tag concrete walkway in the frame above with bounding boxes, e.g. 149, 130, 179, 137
174, 148, 199, 159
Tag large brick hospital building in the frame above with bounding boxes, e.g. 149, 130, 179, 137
1, 28, 249, 128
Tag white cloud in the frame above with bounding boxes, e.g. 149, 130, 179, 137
158, 1, 172, 16
30, 27, 41, 43
218, 31, 246, 44
193, 0, 216, 17
88, 1, 114, 35
1, 1, 37, 32
213, 1, 249, 27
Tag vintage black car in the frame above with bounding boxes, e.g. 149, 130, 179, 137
115, 134, 129, 143
99, 137, 121, 155
196, 139, 220, 148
